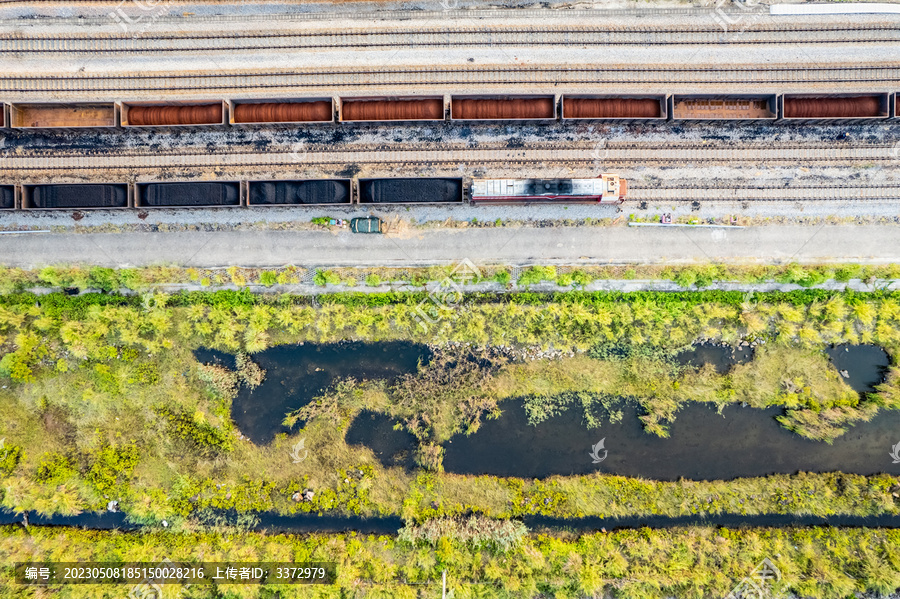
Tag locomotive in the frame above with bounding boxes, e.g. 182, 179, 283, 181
470, 175, 626, 204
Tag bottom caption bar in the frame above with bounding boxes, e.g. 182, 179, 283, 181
16, 562, 336, 585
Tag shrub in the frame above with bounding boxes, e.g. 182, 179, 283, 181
0, 443, 23, 477
777, 264, 829, 288
35, 452, 76, 483
156, 407, 233, 454
0, 332, 47, 383
313, 270, 342, 286
226, 267, 247, 287
276, 271, 296, 286
258, 271, 278, 287
87, 267, 119, 293
127, 362, 160, 386
673, 269, 698, 288
834, 266, 862, 283
517, 266, 557, 287
570, 270, 592, 287
493, 270, 511, 285
311, 217, 331, 226
85, 444, 139, 496
365, 274, 382, 287
0, 266, 32, 294
91, 363, 121, 396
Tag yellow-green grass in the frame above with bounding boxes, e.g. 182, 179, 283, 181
3, 296, 900, 522
2, 525, 900, 599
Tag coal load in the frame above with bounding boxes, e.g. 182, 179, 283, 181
30, 184, 127, 208
249, 180, 350, 205
141, 182, 240, 207
0, 186, 13, 209
360, 179, 462, 204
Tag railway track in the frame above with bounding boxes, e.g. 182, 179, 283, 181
3, 142, 898, 171
630, 185, 900, 201
2, 65, 899, 95
3, 25, 899, 53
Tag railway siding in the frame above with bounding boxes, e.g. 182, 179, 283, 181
1, 65, 898, 98
1, 143, 896, 171
2, 25, 900, 53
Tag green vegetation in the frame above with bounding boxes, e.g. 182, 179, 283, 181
2, 283, 900, 597
3, 525, 900, 599
257, 271, 278, 287
492, 270, 511, 285
5, 261, 899, 296
517, 266, 557, 286
313, 269, 343, 286
2, 324, 899, 524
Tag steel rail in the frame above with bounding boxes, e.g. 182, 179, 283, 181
2, 65, 899, 94
3, 25, 900, 52
2, 143, 897, 171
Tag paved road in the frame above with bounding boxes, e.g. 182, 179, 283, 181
1, 225, 898, 268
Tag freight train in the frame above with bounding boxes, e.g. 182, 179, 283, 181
0, 175, 627, 210
0, 93, 895, 129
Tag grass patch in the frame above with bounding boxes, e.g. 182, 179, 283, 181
3, 525, 900, 599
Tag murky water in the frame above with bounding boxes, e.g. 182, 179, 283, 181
675, 342, 754, 374
194, 342, 429, 445
826, 344, 891, 393
6, 509, 900, 535
196, 341, 899, 479
442, 401, 900, 480
345, 410, 418, 470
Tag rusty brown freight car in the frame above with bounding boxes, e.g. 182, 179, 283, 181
10, 103, 116, 128
125, 102, 224, 126
341, 97, 444, 121
562, 97, 663, 119
783, 95, 887, 119
232, 100, 332, 124
451, 96, 555, 120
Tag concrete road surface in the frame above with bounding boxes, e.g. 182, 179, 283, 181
0, 225, 897, 269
